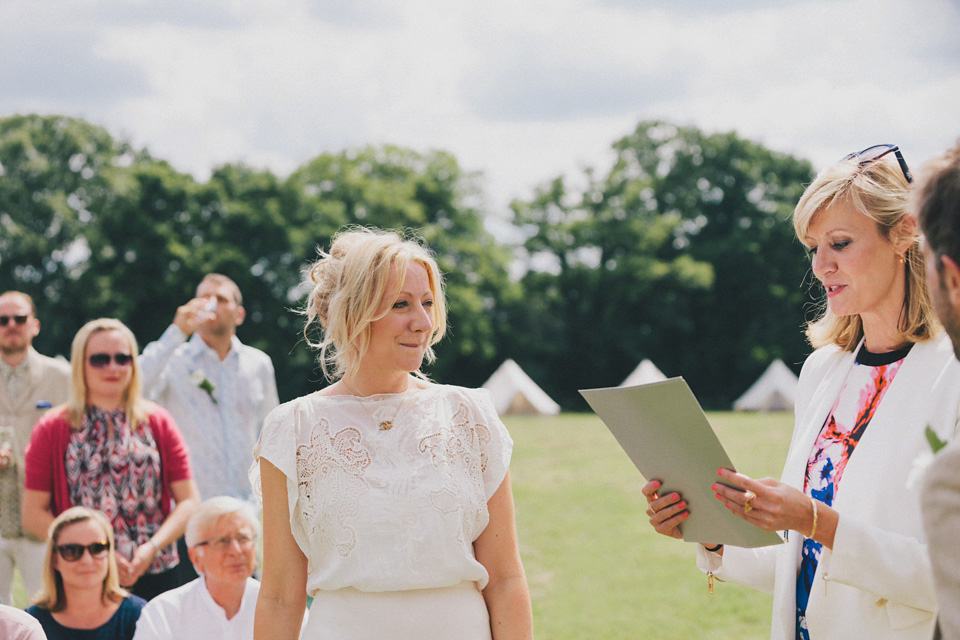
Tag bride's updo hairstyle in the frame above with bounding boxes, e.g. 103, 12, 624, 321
304, 226, 447, 381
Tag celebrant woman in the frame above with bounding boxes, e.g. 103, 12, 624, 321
642, 144, 960, 639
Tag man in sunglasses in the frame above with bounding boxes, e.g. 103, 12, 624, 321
132, 496, 306, 639
0, 291, 71, 606
912, 140, 960, 640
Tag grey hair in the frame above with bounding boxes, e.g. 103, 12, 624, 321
185, 496, 260, 547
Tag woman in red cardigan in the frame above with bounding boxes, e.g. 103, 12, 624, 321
23, 318, 199, 601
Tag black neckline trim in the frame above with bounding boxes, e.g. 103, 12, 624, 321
855, 342, 913, 366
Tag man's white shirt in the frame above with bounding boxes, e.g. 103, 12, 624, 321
133, 576, 259, 640
139, 325, 279, 501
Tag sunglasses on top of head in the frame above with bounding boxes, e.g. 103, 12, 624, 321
87, 353, 134, 368
0, 315, 29, 326
56, 541, 111, 562
841, 143, 913, 183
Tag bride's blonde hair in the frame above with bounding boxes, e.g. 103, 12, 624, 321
303, 226, 447, 381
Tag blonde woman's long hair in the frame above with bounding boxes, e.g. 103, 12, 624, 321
66, 318, 150, 428
793, 151, 937, 351
32, 507, 128, 611
303, 226, 448, 381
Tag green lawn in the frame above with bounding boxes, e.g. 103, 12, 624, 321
11, 411, 795, 639
510, 411, 794, 640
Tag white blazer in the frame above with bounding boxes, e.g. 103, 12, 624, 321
698, 333, 960, 639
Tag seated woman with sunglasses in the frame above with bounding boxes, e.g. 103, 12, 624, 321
23, 318, 200, 601
642, 145, 960, 639
26, 506, 146, 640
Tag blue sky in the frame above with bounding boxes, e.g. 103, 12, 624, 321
3, 0, 959, 220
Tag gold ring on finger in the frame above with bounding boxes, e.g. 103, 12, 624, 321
743, 490, 756, 514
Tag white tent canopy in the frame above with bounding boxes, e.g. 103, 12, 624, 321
481, 359, 561, 416
620, 359, 667, 387
733, 359, 799, 411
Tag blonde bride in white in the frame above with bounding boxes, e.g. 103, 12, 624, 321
252, 227, 533, 640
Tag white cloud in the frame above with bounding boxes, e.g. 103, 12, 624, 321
1, 0, 958, 212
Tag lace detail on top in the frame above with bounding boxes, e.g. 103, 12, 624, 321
297, 420, 371, 557
251, 384, 513, 593
419, 403, 491, 544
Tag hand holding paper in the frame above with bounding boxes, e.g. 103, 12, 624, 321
713, 468, 828, 547
642, 479, 689, 540
580, 378, 782, 548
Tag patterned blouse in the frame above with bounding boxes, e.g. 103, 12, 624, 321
66, 406, 178, 574
795, 343, 912, 639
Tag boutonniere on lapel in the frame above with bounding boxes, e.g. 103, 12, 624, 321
907, 425, 949, 491
925, 425, 948, 454
190, 370, 218, 405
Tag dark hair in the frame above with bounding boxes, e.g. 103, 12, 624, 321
915, 140, 960, 272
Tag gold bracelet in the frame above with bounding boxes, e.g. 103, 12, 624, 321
808, 498, 818, 539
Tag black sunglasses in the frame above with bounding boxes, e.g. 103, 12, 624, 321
0, 315, 29, 326
87, 353, 134, 368
841, 144, 913, 183
56, 541, 111, 562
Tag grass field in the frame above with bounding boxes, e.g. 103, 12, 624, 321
510, 411, 794, 640
10, 411, 795, 638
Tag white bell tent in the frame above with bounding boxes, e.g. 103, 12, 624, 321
733, 359, 799, 411
481, 359, 561, 416
620, 359, 667, 386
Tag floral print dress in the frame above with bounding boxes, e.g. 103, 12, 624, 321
796, 343, 912, 639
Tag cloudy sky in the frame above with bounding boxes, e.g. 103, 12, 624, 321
3, 0, 960, 221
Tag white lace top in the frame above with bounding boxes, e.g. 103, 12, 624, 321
250, 384, 513, 595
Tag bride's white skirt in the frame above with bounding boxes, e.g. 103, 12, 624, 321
303, 581, 492, 640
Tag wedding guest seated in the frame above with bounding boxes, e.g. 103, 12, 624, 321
132, 496, 305, 640
26, 506, 146, 640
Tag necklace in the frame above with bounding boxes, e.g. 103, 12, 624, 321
342, 380, 407, 431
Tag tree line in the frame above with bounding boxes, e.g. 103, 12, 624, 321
0, 114, 817, 409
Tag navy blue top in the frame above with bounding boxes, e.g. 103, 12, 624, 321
26, 595, 146, 640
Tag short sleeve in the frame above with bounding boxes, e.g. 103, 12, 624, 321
469, 388, 514, 500
250, 400, 312, 558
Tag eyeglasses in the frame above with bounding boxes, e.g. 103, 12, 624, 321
195, 534, 256, 552
841, 144, 913, 183
87, 353, 134, 368
56, 541, 110, 562
0, 315, 29, 326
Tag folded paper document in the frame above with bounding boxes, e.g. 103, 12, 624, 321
580, 378, 782, 548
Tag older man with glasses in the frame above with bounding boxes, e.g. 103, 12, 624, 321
132, 496, 306, 640
0, 291, 70, 606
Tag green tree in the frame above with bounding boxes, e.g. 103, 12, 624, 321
0, 115, 516, 403
508, 121, 815, 408
0, 115, 305, 397
0, 114, 152, 354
